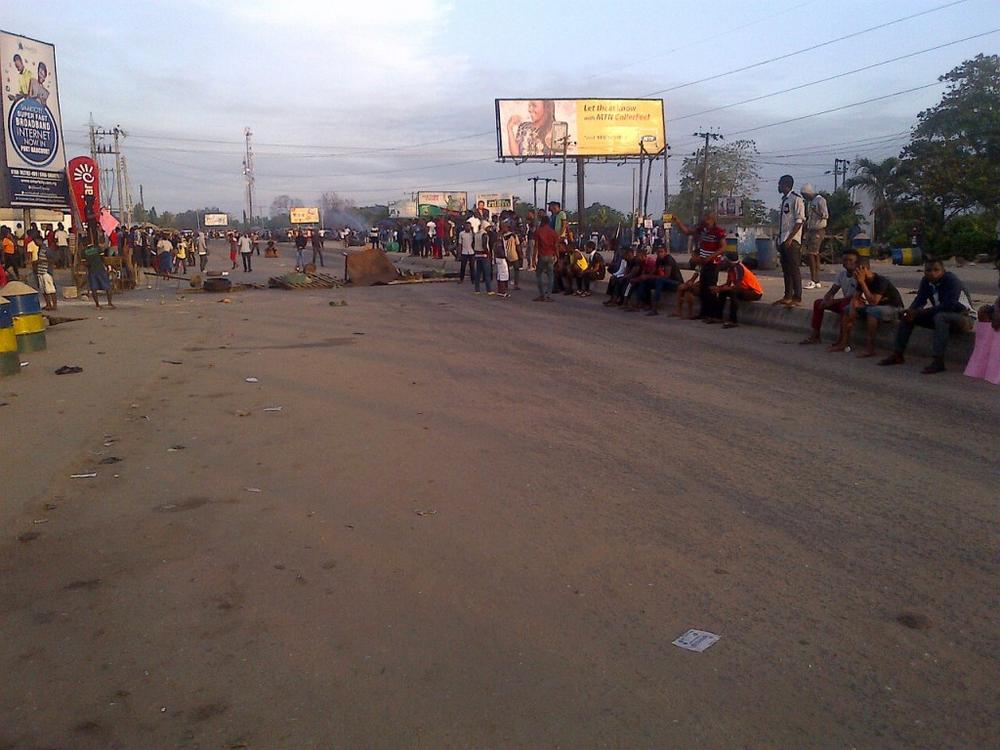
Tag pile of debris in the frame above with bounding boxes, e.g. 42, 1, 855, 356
267, 271, 342, 290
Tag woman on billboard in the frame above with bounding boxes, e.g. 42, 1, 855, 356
506, 100, 564, 157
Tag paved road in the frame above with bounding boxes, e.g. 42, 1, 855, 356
2, 278, 997, 749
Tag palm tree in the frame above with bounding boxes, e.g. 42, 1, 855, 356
843, 157, 905, 242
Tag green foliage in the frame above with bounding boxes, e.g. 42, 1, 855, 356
824, 189, 862, 236
670, 139, 760, 223
934, 214, 995, 260
902, 54, 1000, 221
843, 157, 904, 242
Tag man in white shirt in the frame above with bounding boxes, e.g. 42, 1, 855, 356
238, 232, 252, 272
457, 221, 475, 283
801, 183, 829, 291
54, 222, 70, 268
195, 231, 209, 272
775, 174, 806, 307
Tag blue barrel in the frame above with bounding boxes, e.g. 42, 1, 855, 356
891, 247, 923, 266
852, 237, 872, 259
755, 237, 776, 269
0, 296, 19, 376
725, 236, 739, 258
0, 281, 46, 353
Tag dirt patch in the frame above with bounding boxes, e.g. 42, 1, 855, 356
153, 497, 210, 513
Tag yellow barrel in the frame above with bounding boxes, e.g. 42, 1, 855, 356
0, 281, 47, 353
725, 236, 738, 257
0, 295, 20, 376
852, 237, 872, 259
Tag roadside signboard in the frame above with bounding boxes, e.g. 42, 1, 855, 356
0, 30, 69, 208
203, 212, 229, 226
290, 206, 320, 224
416, 191, 467, 217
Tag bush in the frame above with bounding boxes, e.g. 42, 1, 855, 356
934, 215, 994, 261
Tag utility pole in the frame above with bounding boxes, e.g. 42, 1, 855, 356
94, 124, 127, 221
576, 157, 586, 239
120, 154, 134, 225
243, 127, 256, 230
88, 113, 98, 165
663, 146, 671, 214
637, 145, 646, 227
693, 130, 723, 220
833, 158, 850, 191
543, 178, 554, 208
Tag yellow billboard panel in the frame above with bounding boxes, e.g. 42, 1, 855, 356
496, 99, 665, 159
289, 207, 320, 224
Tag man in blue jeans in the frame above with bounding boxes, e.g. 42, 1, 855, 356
472, 223, 493, 295
879, 259, 972, 374
534, 212, 558, 302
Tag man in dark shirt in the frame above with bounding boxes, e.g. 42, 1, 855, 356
879, 259, 972, 373
673, 211, 727, 320
836, 262, 904, 357
626, 244, 683, 314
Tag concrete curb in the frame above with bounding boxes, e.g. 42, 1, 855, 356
387, 253, 975, 365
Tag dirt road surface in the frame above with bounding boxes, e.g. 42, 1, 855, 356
2, 279, 998, 749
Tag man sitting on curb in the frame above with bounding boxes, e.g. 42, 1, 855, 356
571, 241, 606, 296
605, 247, 644, 307
800, 249, 860, 345
642, 245, 685, 316
835, 261, 904, 357
712, 251, 763, 328
623, 243, 668, 312
879, 259, 974, 374
604, 248, 636, 305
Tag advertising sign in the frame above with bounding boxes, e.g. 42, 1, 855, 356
203, 212, 229, 227
388, 199, 417, 219
67, 156, 101, 231
416, 191, 467, 217
474, 193, 514, 216
716, 196, 739, 218
0, 31, 69, 208
496, 99, 665, 159
289, 206, 320, 224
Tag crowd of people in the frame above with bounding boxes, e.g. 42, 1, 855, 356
417, 175, 996, 378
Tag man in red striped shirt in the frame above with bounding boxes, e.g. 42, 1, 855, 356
674, 211, 727, 321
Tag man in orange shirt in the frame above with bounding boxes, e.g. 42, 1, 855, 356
712, 251, 763, 328
1, 226, 19, 280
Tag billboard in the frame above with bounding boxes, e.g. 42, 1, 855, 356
388, 199, 417, 219
203, 212, 229, 226
474, 193, 514, 216
0, 31, 69, 208
496, 99, 665, 159
416, 191, 467, 217
716, 197, 739, 218
289, 206, 320, 224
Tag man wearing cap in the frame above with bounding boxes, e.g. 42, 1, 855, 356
775, 175, 806, 306
802, 183, 828, 290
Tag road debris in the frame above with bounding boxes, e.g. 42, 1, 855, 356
262, 406, 283, 412
54, 365, 83, 375
244, 487, 262, 493
245, 377, 259, 383
70, 472, 98, 479
162, 360, 183, 365
672, 629, 721, 653
167, 445, 186, 452
414, 509, 437, 517
98, 456, 123, 464
235, 409, 252, 417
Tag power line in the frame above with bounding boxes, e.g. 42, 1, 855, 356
643, 0, 971, 96
727, 82, 944, 136
670, 28, 1000, 123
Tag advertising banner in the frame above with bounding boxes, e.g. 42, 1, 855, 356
474, 193, 514, 216
0, 31, 69, 208
416, 191, 467, 217
289, 206, 320, 224
67, 156, 101, 231
388, 199, 417, 219
203, 212, 229, 227
496, 99, 665, 159
716, 196, 739, 218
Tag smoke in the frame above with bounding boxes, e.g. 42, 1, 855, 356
320, 192, 369, 231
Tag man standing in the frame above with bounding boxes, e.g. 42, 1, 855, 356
311, 229, 325, 267
775, 175, 806, 306
673, 211, 727, 321
457, 221, 475, 283
195, 230, 209, 272
294, 230, 307, 270
534, 212, 559, 302
239, 231, 253, 272
879, 259, 973, 374
801, 183, 828, 290
548, 201, 568, 239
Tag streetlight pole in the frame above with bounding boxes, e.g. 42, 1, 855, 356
693, 130, 723, 220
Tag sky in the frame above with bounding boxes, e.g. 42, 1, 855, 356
3, 0, 998, 218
